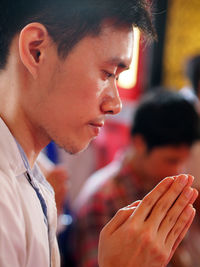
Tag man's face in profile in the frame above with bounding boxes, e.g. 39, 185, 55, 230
28, 22, 133, 154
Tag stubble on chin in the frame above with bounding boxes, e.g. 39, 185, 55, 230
53, 137, 91, 156
46, 125, 95, 155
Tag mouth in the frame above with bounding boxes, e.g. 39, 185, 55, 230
88, 121, 104, 136
89, 122, 104, 128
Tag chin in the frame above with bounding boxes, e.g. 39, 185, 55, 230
62, 139, 92, 155
52, 131, 94, 155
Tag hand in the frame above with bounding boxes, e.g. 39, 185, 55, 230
98, 174, 198, 267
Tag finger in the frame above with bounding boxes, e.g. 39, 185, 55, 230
131, 177, 174, 222
157, 187, 197, 239
181, 174, 194, 187
165, 204, 196, 255
144, 174, 191, 229
104, 201, 140, 234
189, 188, 199, 204
126, 200, 141, 208
171, 208, 195, 253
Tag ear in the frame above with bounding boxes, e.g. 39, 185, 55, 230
19, 23, 50, 79
131, 135, 147, 154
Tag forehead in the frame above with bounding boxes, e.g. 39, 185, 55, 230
66, 23, 134, 69
92, 23, 134, 67
150, 145, 190, 157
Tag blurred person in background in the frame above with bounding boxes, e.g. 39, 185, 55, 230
180, 55, 200, 190
184, 55, 200, 100
175, 54, 200, 266
73, 89, 200, 267
180, 54, 200, 104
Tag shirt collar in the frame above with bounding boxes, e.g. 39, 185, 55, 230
0, 117, 54, 194
0, 117, 26, 176
15, 140, 32, 173
15, 138, 54, 194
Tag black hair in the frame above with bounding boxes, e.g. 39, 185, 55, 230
131, 88, 200, 150
185, 55, 200, 95
0, 0, 156, 69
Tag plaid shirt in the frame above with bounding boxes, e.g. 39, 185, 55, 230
74, 153, 200, 267
74, 154, 147, 267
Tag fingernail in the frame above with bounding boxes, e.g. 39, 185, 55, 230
190, 175, 194, 183
177, 174, 188, 185
184, 187, 193, 199
186, 204, 194, 215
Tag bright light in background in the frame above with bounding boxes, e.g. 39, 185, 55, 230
117, 27, 140, 89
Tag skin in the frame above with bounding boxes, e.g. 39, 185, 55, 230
0, 21, 133, 167
99, 174, 198, 267
129, 136, 191, 191
140, 145, 190, 180
0, 20, 198, 267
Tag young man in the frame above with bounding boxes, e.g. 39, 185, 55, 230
74, 89, 200, 267
0, 1, 198, 267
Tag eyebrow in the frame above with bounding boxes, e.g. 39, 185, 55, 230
105, 57, 130, 70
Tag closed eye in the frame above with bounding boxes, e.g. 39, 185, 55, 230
102, 70, 113, 78
102, 70, 118, 80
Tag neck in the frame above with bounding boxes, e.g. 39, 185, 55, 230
0, 106, 44, 168
0, 68, 49, 168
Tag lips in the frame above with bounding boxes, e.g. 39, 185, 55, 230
88, 118, 105, 128
88, 120, 105, 136
89, 122, 104, 128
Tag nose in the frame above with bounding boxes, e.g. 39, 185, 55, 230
100, 85, 122, 115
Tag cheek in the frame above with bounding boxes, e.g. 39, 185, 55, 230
78, 75, 106, 103
147, 156, 161, 168
147, 158, 165, 176
42, 92, 92, 127
96, 80, 109, 98
156, 162, 177, 178
74, 82, 103, 115
43, 74, 104, 126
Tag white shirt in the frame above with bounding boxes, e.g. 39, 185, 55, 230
0, 117, 60, 267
